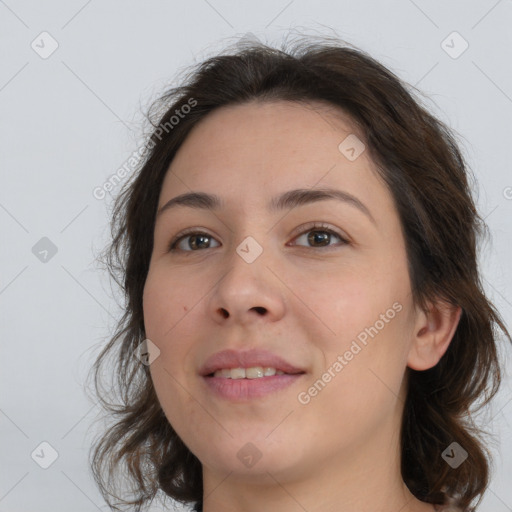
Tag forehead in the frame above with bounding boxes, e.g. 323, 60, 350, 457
160, 100, 394, 219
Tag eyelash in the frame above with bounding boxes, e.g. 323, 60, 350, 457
167, 222, 350, 253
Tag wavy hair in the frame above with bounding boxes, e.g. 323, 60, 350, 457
87, 34, 511, 512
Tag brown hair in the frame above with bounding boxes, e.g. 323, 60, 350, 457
87, 34, 511, 512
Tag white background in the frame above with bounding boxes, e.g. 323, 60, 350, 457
1, 1, 511, 511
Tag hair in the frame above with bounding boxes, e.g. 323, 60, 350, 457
87, 33, 511, 512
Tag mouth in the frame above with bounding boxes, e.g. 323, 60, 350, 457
205, 366, 305, 379
202, 371, 306, 401
200, 348, 307, 401
200, 348, 306, 378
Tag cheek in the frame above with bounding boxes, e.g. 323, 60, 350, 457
143, 273, 193, 406
301, 269, 401, 347
143, 268, 203, 404
145, 312, 194, 444
142, 268, 194, 342
298, 324, 410, 450
298, 269, 411, 407
149, 357, 203, 458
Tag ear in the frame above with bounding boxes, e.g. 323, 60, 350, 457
407, 299, 462, 371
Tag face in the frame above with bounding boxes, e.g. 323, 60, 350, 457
143, 100, 419, 484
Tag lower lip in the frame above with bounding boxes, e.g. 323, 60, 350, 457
203, 374, 304, 400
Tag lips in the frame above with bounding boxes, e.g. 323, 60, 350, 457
199, 348, 305, 377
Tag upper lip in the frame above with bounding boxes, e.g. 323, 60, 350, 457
200, 348, 306, 376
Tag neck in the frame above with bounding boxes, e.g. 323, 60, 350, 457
200, 413, 435, 512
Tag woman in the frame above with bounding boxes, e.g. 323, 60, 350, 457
88, 34, 511, 512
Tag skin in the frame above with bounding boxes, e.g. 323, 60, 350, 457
142, 100, 461, 512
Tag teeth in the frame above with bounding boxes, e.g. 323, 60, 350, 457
246, 367, 264, 379
213, 367, 286, 379
230, 368, 246, 379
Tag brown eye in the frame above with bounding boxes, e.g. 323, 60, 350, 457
169, 231, 221, 252
307, 231, 331, 247
291, 223, 348, 249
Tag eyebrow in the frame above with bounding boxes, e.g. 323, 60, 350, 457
156, 187, 376, 225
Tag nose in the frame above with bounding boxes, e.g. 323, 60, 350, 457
208, 243, 286, 326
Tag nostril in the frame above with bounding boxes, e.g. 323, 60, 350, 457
252, 306, 266, 315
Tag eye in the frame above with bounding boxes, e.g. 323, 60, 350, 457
288, 222, 349, 249
167, 222, 349, 253
168, 229, 221, 252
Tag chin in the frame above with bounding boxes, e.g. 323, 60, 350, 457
198, 439, 305, 479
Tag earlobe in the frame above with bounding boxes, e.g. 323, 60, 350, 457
407, 301, 462, 371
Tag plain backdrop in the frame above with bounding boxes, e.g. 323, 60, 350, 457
1, 1, 511, 511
